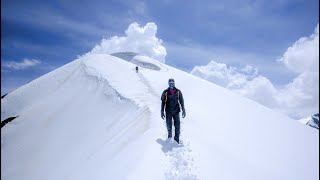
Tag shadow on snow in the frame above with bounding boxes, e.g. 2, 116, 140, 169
156, 138, 184, 153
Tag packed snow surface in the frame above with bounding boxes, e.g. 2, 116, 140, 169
1, 54, 319, 180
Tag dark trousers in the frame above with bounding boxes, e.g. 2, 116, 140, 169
166, 112, 180, 141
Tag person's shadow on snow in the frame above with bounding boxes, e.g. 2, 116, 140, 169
156, 138, 184, 153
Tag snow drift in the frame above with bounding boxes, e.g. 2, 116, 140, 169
1, 53, 319, 180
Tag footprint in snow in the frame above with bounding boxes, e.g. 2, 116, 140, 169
156, 138, 199, 180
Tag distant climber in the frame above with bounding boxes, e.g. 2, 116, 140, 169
161, 78, 186, 144
135, 66, 139, 73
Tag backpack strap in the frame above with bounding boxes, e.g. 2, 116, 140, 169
165, 92, 168, 102
177, 90, 182, 109
165, 89, 179, 102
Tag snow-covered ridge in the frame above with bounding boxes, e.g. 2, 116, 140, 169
1, 53, 319, 180
1, 54, 155, 180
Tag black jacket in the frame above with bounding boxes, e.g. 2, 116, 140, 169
161, 87, 185, 114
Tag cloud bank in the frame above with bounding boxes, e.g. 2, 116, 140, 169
191, 61, 258, 89
191, 23, 319, 119
276, 24, 319, 119
90, 22, 167, 63
2, 59, 41, 70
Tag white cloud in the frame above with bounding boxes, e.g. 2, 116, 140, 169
191, 23, 319, 119
278, 24, 319, 73
90, 22, 167, 63
2, 59, 41, 70
277, 72, 319, 118
191, 61, 258, 89
276, 23, 319, 119
235, 76, 278, 108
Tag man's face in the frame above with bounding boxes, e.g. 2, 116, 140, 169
169, 80, 175, 89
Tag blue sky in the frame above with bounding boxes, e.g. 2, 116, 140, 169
1, 0, 319, 95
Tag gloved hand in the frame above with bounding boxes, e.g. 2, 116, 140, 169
161, 111, 165, 119
182, 110, 186, 118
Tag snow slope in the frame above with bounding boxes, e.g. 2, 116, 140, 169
1, 53, 319, 180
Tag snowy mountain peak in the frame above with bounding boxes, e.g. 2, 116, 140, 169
299, 113, 319, 129
1, 54, 319, 180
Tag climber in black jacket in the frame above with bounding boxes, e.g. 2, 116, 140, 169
161, 78, 186, 144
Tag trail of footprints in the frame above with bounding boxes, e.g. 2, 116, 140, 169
164, 140, 199, 180
136, 70, 199, 179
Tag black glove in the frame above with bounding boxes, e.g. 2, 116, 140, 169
161, 111, 165, 119
182, 110, 186, 118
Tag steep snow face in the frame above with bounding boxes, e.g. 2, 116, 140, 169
1, 57, 155, 180
1, 54, 319, 180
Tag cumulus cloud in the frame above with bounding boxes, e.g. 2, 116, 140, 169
191, 61, 277, 107
191, 61, 258, 89
191, 23, 319, 119
235, 76, 278, 108
276, 23, 319, 119
2, 59, 41, 70
278, 24, 319, 73
90, 22, 167, 63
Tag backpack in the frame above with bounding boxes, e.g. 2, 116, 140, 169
165, 90, 180, 106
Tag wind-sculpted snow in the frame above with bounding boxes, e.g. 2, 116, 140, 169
110, 52, 166, 71
131, 55, 168, 72
1, 53, 319, 180
1, 59, 83, 121
1, 55, 152, 180
110, 52, 138, 62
